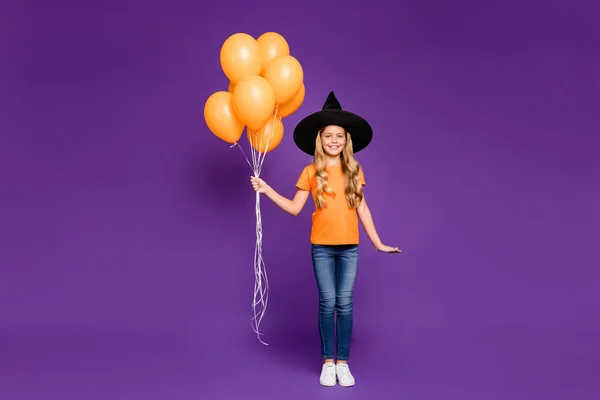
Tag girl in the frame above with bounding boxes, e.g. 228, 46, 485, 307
250, 91, 400, 387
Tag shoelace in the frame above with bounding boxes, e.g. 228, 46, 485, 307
322, 364, 336, 376
336, 364, 352, 378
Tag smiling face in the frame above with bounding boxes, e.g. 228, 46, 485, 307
319, 125, 346, 157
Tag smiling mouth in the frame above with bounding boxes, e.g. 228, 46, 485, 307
327, 145, 340, 150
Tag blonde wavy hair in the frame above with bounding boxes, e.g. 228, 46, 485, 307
313, 127, 364, 209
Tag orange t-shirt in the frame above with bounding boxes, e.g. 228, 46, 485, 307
295, 163, 366, 245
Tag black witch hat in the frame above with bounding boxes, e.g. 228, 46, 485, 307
292, 91, 373, 156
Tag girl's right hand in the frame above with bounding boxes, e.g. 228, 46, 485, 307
250, 176, 270, 194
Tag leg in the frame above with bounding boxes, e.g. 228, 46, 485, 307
335, 245, 359, 362
311, 244, 336, 362
334, 245, 359, 387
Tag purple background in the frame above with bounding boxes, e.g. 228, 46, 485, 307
1, 0, 599, 399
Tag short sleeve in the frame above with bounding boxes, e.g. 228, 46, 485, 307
359, 167, 366, 186
295, 166, 310, 191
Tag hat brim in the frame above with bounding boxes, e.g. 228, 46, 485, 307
293, 110, 373, 156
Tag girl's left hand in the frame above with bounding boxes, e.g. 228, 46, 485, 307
376, 244, 401, 253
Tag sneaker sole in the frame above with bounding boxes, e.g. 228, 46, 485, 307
319, 379, 336, 387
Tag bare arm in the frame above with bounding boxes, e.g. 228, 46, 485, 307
265, 187, 310, 216
251, 176, 310, 216
357, 195, 383, 248
357, 195, 401, 253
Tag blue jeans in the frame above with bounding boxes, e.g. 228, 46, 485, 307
311, 244, 359, 361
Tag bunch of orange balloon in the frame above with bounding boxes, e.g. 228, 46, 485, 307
204, 31, 305, 159
203, 32, 305, 346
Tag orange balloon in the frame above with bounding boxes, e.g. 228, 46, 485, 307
248, 117, 284, 153
257, 32, 290, 75
204, 91, 245, 144
277, 83, 305, 118
220, 33, 262, 84
228, 81, 235, 93
263, 55, 304, 104
232, 75, 276, 131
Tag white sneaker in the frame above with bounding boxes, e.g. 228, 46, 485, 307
335, 363, 355, 387
319, 362, 337, 386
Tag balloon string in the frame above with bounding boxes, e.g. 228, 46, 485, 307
251, 189, 269, 346
230, 106, 280, 346
230, 142, 253, 171
255, 106, 280, 176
